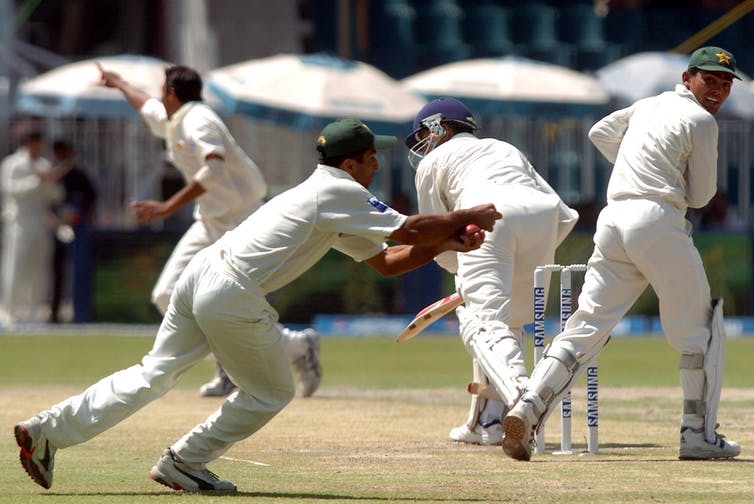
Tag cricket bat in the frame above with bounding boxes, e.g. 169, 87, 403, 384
396, 292, 463, 343
467, 382, 502, 402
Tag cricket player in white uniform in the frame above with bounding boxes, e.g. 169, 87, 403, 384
15, 118, 502, 493
99, 64, 322, 398
502, 46, 742, 461
0, 131, 63, 326
406, 98, 578, 445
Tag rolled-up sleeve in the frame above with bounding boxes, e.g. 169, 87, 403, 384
189, 122, 226, 189
139, 98, 168, 138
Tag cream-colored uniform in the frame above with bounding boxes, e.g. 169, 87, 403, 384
551, 84, 717, 366
415, 133, 577, 406
140, 98, 267, 313
35, 165, 406, 467
0, 148, 62, 325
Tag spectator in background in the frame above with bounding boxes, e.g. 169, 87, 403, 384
48, 140, 97, 323
0, 131, 63, 326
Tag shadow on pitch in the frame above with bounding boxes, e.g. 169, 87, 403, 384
41, 491, 483, 501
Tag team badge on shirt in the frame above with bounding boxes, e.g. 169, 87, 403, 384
368, 196, 389, 212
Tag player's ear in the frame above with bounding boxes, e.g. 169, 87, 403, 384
682, 70, 692, 86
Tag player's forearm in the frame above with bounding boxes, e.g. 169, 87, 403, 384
162, 181, 206, 216
389, 204, 500, 245
113, 78, 151, 111
364, 244, 441, 276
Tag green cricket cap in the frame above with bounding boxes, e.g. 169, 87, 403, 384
316, 118, 397, 159
688, 46, 741, 80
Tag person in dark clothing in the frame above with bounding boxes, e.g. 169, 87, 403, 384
49, 140, 97, 323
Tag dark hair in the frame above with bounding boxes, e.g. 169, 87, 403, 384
164, 65, 203, 102
444, 120, 476, 136
53, 139, 72, 153
318, 148, 368, 168
22, 130, 43, 143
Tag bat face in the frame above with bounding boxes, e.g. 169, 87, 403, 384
396, 292, 463, 343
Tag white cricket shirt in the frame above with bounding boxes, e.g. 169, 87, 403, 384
0, 148, 59, 221
588, 84, 718, 210
140, 98, 268, 221
212, 164, 407, 293
414, 132, 544, 214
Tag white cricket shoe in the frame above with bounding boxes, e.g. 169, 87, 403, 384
15, 416, 56, 489
293, 329, 322, 397
449, 420, 502, 445
150, 448, 237, 493
502, 400, 538, 461
679, 426, 741, 460
449, 423, 482, 444
199, 374, 236, 397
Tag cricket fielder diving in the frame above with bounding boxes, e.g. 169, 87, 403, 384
98, 64, 322, 398
406, 98, 578, 445
502, 46, 742, 461
14, 118, 501, 492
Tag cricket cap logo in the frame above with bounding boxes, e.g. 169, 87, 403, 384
688, 46, 740, 80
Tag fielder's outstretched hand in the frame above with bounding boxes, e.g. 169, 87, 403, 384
466, 203, 502, 231
96, 62, 123, 88
446, 224, 486, 253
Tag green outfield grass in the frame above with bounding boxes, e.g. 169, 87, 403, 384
1, 333, 753, 503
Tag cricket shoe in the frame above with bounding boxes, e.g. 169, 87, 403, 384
293, 329, 322, 397
502, 397, 543, 461
449, 420, 502, 445
149, 448, 237, 493
15, 416, 56, 489
199, 374, 236, 397
678, 426, 741, 460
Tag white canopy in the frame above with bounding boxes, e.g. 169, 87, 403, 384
15, 54, 169, 118
401, 56, 609, 116
205, 53, 426, 133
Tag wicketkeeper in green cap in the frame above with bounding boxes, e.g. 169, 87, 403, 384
502, 46, 742, 462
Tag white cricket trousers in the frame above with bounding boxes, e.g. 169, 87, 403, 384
553, 197, 712, 364
151, 217, 238, 314
455, 185, 563, 404
38, 248, 295, 467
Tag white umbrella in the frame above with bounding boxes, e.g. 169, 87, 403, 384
401, 56, 609, 116
15, 54, 170, 118
596, 51, 754, 120
205, 53, 426, 133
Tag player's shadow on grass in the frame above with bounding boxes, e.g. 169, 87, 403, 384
541, 441, 663, 451
46, 492, 483, 501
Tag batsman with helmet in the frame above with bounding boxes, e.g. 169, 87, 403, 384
406, 98, 578, 445
502, 46, 742, 462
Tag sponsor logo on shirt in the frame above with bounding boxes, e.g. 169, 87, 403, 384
175, 139, 197, 152
368, 196, 389, 212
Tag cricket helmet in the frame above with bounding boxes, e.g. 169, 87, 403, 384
405, 97, 478, 169
405, 97, 478, 149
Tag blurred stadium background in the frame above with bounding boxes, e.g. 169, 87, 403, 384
1, 0, 753, 332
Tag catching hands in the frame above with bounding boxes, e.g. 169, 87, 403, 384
443, 225, 486, 253
466, 203, 502, 231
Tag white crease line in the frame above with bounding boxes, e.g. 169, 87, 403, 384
220, 456, 270, 466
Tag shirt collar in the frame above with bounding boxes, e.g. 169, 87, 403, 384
316, 163, 357, 183
168, 101, 200, 129
675, 83, 706, 112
